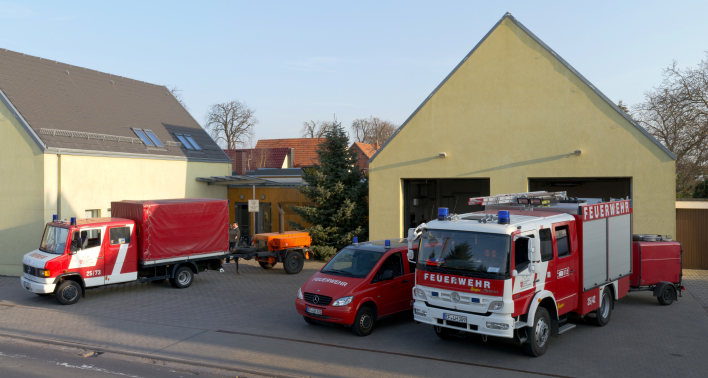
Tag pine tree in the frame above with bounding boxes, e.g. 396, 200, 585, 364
290, 120, 368, 250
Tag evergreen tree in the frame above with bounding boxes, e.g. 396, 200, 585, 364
290, 120, 368, 250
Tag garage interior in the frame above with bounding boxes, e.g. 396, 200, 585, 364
529, 177, 632, 202
403, 179, 490, 230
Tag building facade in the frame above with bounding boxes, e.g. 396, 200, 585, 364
0, 49, 231, 276
368, 14, 676, 239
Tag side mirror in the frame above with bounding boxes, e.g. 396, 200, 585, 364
70, 245, 78, 255
407, 250, 414, 261
512, 269, 518, 277
380, 270, 394, 281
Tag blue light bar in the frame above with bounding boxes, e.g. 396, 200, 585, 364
52, 214, 58, 222
353, 236, 358, 244
70, 217, 77, 226
498, 211, 510, 224
385, 240, 391, 247
438, 207, 449, 221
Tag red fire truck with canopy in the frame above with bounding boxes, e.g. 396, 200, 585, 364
408, 191, 682, 356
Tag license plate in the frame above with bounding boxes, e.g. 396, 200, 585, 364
306, 307, 322, 315
443, 313, 467, 323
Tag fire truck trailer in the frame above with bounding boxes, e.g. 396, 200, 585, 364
407, 191, 682, 357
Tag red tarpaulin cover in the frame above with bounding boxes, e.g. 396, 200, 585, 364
111, 199, 229, 262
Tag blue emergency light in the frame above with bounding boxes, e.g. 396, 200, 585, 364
498, 210, 510, 224
353, 236, 358, 244
385, 239, 391, 248
438, 207, 449, 221
52, 214, 58, 222
70, 217, 77, 226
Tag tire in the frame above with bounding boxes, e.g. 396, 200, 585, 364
433, 325, 459, 340
351, 306, 376, 336
303, 315, 314, 325
55, 280, 81, 305
589, 288, 612, 326
258, 261, 277, 269
283, 251, 305, 274
658, 285, 675, 306
523, 307, 551, 357
169, 266, 194, 289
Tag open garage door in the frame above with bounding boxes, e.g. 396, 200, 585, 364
529, 177, 631, 202
403, 179, 490, 231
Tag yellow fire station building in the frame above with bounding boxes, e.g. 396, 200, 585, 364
368, 14, 676, 239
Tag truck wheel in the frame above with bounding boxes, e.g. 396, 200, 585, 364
523, 307, 550, 357
258, 261, 277, 269
284, 251, 305, 274
170, 266, 193, 289
658, 285, 675, 306
433, 325, 459, 340
351, 306, 376, 336
589, 288, 612, 326
55, 280, 81, 305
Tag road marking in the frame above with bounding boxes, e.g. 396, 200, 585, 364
216, 330, 575, 378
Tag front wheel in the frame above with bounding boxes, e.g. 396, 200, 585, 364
523, 307, 550, 357
283, 251, 304, 274
351, 306, 376, 336
589, 288, 612, 326
170, 266, 194, 289
55, 280, 81, 305
658, 285, 675, 306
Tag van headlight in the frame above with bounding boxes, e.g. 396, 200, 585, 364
489, 301, 504, 310
297, 288, 303, 300
332, 296, 354, 307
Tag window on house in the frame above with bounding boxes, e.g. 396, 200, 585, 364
132, 129, 154, 146
185, 135, 202, 150
175, 134, 201, 150
85, 209, 100, 219
143, 130, 164, 147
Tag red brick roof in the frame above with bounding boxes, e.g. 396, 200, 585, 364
350, 142, 379, 171
224, 148, 289, 174
256, 138, 323, 167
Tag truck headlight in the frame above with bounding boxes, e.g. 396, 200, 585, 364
297, 288, 303, 300
486, 322, 509, 330
489, 301, 504, 310
415, 288, 427, 300
39, 269, 50, 277
332, 296, 354, 307
414, 308, 427, 317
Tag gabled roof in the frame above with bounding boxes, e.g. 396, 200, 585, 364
351, 142, 378, 159
369, 13, 677, 163
224, 148, 289, 174
0, 48, 230, 163
255, 138, 323, 167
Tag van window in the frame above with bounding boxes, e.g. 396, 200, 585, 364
378, 252, 403, 280
540, 229, 553, 261
110, 227, 131, 245
555, 226, 571, 258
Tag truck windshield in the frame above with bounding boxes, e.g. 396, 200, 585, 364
321, 248, 384, 278
417, 229, 510, 277
39, 225, 70, 255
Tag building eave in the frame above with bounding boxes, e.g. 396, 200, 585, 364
44, 147, 232, 163
0, 86, 46, 152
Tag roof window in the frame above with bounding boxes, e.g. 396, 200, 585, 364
132, 128, 163, 147
175, 134, 202, 151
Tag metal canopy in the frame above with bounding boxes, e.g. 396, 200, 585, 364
195, 175, 299, 187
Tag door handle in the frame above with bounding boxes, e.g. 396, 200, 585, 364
570, 270, 575, 273
534, 279, 540, 283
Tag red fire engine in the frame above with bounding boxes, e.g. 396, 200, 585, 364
408, 191, 682, 357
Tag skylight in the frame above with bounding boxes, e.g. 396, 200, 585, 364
143, 130, 164, 147
132, 129, 154, 146
185, 135, 202, 150
175, 134, 194, 149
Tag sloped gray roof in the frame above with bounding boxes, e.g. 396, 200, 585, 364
369, 13, 676, 163
0, 48, 230, 163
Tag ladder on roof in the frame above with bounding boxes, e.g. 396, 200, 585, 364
468, 191, 567, 206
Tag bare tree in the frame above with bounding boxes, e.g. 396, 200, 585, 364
634, 54, 708, 197
168, 86, 188, 110
301, 119, 336, 138
351, 116, 397, 146
617, 100, 630, 115
204, 100, 258, 150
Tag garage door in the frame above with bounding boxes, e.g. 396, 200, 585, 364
403, 179, 490, 231
529, 177, 631, 202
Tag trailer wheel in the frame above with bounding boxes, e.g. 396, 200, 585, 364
658, 285, 675, 306
523, 307, 550, 357
589, 288, 612, 326
284, 251, 305, 274
170, 266, 193, 289
55, 280, 81, 305
258, 261, 277, 269
351, 306, 376, 336
433, 325, 460, 340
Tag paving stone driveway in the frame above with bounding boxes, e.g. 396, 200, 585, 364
683, 269, 708, 314
0, 262, 707, 378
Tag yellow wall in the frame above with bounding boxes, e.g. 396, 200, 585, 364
0, 111, 231, 275
369, 18, 675, 239
0, 101, 46, 275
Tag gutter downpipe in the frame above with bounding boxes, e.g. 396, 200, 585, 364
57, 153, 61, 219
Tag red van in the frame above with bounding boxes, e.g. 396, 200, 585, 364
295, 239, 416, 336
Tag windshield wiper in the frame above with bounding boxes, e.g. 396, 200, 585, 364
324, 269, 354, 277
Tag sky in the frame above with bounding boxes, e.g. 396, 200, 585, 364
1, 0, 706, 143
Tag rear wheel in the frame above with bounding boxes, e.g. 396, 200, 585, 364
589, 288, 612, 326
351, 306, 376, 336
284, 251, 305, 274
170, 266, 194, 289
523, 307, 550, 357
658, 285, 675, 306
55, 280, 81, 305
258, 261, 277, 269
